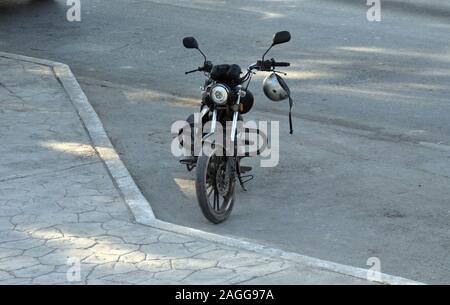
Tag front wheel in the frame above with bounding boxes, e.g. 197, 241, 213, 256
195, 151, 235, 224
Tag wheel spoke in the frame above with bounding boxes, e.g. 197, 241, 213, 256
213, 190, 219, 211
207, 184, 214, 198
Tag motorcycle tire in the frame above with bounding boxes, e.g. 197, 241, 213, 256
195, 151, 235, 224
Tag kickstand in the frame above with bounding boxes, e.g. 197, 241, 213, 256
236, 161, 254, 191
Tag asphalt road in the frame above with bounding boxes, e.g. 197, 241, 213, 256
1, 0, 449, 283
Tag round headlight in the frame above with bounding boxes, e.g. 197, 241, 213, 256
210, 84, 229, 105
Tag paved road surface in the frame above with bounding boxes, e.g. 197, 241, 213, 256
1, 55, 376, 285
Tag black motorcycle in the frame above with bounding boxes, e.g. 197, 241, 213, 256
178, 31, 292, 224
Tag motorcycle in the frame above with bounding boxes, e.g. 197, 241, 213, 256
177, 31, 292, 224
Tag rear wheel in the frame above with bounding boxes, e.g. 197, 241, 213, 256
195, 151, 235, 224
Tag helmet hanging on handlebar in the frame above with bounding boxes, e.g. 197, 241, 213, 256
262, 72, 294, 134
263, 72, 289, 102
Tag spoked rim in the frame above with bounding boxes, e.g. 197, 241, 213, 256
204, 154, 234, 215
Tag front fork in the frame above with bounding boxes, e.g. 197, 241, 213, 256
231, 85, 245, 142
232, 86, 254, 190
202, 86, 253, 190
204, 85, 244, 143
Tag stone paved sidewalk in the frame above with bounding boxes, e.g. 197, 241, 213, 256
0, 55, 374, 285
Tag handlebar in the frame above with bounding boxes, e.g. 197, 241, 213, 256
185, 68, 201, 75
251, 58, 290, 71
185, 60, 213, 75
272, 61, 290, 67
186, 58, 290, 82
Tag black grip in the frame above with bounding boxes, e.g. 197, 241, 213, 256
185, 66, 205, 74
272, 61, 290, 67
185, 68, 198, 74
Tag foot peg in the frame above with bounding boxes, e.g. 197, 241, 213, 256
239, 165, 252, 173
180, 157, 197, 171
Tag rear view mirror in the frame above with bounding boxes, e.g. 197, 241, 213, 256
183, 37, 199, 49
272, 31, 291, 46
262, 31, 291, 61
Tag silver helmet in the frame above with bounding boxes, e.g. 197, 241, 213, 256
263, 72, 290, 102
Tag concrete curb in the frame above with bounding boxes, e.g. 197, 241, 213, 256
0, 52, 156, 224
0, 51, 425, 285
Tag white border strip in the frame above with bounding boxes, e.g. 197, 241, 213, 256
0, 51, 425, 285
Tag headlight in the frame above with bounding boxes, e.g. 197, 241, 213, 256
210, 84, 229, 105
